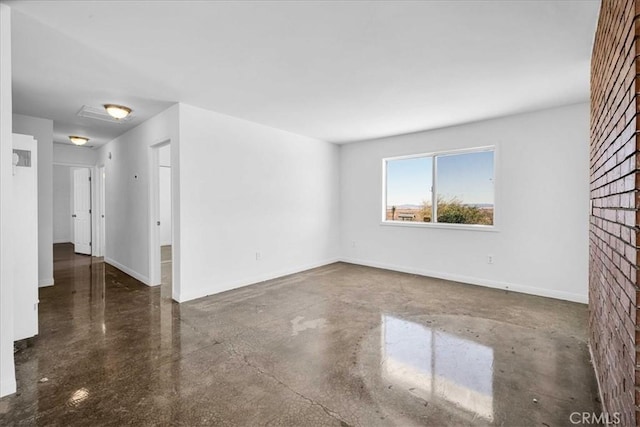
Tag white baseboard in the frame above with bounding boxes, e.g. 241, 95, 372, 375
104, 254, 587, 305
0, 378, 16, 398
176, 258, 340, 303
339, 257, 588, 304
53, 239, 71, 244
104, 257, 150, 286
38, 277, 54, 287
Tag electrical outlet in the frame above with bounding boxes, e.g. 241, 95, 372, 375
487, 255, 494, 264
256, 252, 262, 261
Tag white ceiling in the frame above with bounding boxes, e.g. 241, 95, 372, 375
8, 0, 599, 146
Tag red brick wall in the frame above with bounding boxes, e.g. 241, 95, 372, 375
589, 1, 638, 425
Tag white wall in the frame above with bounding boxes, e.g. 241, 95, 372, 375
52, 165, 72, 243
53, 143, 97, 166
93, 101, 587, 307
0, 3, 16, 397
95, 105, 180, 288
159, 144, 171, 246
178, 104, 340, 302
13, 114, 54, 287
340, 103, 590, 303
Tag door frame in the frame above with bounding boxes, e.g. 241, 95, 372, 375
54, 161, 99, 256
95, 164, 105, 257
148, 139, 171, 287
71, 167, 92, 255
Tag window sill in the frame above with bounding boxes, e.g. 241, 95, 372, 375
380, 220, 499, 232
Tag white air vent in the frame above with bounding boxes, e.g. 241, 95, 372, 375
76, 105, 134, 123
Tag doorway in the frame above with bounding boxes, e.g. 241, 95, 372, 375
53, 164, 92, 255
149, 141, 172, 294
158, 145, 172, 289
95, 165, 105, 257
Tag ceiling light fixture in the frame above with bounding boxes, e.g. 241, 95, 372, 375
103, 104, 132, 120
69, 135, 89, 146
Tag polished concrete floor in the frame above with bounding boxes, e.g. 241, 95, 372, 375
0, 244, 600, 426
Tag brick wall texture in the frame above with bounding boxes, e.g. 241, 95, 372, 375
590, 0, 639, 425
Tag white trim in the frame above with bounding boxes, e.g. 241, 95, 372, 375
381, 156, 387, 221
0, 378, 16, 398
148, 139, 171, 288
38, 278, 54, 287
104, 257, 151, 286
53, 239, 71, 244
492, 142, 502, 228
176, 258, 340, 303
339, 257, 588, 304
380, 221, 498, 232
384, 145, 495, 162
382, 145, 497, 228
432, 153, 438, 221
148, 145, 160, 286
94, 165, 105, 257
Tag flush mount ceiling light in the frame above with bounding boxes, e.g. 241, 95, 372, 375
103, 104, 132, 120
77, 105, 131, 123
69, 135, 89, 146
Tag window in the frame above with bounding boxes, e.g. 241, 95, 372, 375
384, 147, 495, 227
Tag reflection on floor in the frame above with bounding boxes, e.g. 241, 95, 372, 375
381, 315, 494, 421
0, 243, 600, 425
161, 245, 172, 289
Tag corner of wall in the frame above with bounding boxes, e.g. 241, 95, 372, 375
0, 2, 16, 398
589, 1, 638, 424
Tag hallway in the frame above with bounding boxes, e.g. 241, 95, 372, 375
0, 244, 600, 425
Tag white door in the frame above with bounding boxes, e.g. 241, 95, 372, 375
12, 133, 39, 340
73, 168, 92, 255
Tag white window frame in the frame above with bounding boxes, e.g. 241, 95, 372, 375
381, 145, 497, 231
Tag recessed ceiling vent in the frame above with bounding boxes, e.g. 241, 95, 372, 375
76, 105, 133, 123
